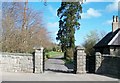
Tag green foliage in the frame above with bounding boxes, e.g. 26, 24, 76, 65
52, 47, 56, 51
56, 2, 82, 59
62, 58, 73, 64
46, 54, 50, 59
52, 46, 62, 52
65, 48, 74, 60
83, 30, 105, 56
45, 51, 63, 58
44, 48, 53, 53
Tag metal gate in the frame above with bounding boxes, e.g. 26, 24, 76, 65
86, 55, 95, 73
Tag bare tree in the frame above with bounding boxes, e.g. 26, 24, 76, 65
2, 2, 53, 53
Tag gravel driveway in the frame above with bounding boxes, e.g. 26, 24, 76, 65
45, 55, 73, 73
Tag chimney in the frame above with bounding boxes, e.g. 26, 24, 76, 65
112, 16, 119, 32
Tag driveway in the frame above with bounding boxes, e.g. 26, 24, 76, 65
45, 55, 73, 73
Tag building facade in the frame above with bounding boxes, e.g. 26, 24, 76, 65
94, 16, 120, 56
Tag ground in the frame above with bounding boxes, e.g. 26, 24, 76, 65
1, 54, 119, 81
1, 72, 119, 81
45, 54, 73, 72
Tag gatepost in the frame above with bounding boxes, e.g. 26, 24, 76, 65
95, 52, 102, 73
74, 46, 86, 74
33, 46, 44, 73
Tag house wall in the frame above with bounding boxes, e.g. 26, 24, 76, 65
95, 47, 110, 54
110, 47, 120, 56
103, 47, 110, 54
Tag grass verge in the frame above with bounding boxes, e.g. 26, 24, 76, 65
45, 51, 63, 58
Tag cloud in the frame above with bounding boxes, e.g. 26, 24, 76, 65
81, 8, 101, 19
47, 22, 59, 28
105, 2, 118, 12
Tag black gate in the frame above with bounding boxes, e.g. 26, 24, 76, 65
43, 50, 45, 72
86, 55, 95, 73
73, 49, 77, 74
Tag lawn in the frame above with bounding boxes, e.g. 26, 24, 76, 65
45, 51, 63, 58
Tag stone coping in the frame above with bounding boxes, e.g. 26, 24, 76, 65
102, 54, 120, 58
0, 52, 32, 56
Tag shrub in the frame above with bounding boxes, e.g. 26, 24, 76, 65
52, 47, 56, 51
65, 48, 74, 60
46, 54, 50, 59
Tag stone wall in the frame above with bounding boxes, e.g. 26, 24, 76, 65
95, 53, 120, 78
0, 52, 33, 73
0, 47, 44, 73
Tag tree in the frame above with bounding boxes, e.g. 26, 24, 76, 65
56, 1, 82, 59
82, 30, 106, 56
2, 2, 53, 53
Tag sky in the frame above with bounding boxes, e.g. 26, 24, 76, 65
28, 1, 118, 46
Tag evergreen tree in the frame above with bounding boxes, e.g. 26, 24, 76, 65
56, 1, 82, 59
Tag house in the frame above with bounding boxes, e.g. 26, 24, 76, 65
94, 16, 120, 55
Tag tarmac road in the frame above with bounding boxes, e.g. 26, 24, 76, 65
2, 72, 119, 81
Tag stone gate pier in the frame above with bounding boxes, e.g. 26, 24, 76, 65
95, 52, 102, 73
74, 46, 86, 74
33, 46, 44, 73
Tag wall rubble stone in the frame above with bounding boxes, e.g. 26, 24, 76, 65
95, 52, 120, 78
0, 47, 44, 73
74, 46, 86, 74
0, 52, 33, 73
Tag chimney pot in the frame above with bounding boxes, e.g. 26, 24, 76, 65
112, 16, 119, 32
113, 16, 115, 22
113, 16, 116, 22
116, 16, 119, 22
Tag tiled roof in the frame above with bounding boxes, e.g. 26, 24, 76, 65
94, 28, 120, 48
